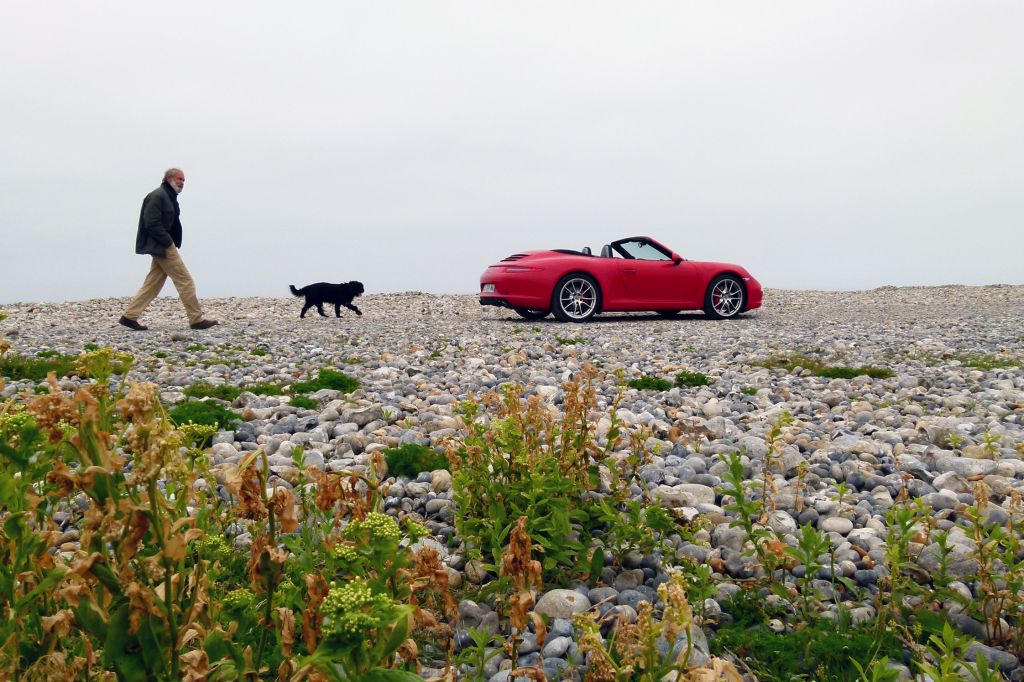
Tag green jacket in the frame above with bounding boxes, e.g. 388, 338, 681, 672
135, 182, 183, 256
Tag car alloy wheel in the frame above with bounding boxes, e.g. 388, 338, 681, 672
704, 275, 745, 319
553, 274, 600, 322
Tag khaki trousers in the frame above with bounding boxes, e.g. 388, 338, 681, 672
123, 245, 204, 324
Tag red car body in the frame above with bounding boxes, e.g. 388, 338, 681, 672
479, 236, 762, 322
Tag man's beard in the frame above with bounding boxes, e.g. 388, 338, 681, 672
169, 180, 183, 193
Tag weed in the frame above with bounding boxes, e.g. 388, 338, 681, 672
384, 443, 449, 478
740, 386, 758, 396
183, 381, 242, 401
959, 353, 1022, 371
289, 395, 319, 410
818, 365, 894, 379
0, 352, 79, 381
627, 375, 673, 391
712, 618, 898, 682
576, 569, 743, 680
83, 342, 100, 351
291, 368, 359, 394
35, 349, 61, 358
759, 354, 894, 379
245, 382, 284, 396
675, 371, 710, 387
555, 335, 587, 346
152, 350, 167, 358
250, 347, 269, 356
184, 343, 204, 351
168, 399, 239, 430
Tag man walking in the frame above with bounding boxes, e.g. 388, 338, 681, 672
119, 168, 218, 331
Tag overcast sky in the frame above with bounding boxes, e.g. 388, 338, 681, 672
1, 1, 1022, 304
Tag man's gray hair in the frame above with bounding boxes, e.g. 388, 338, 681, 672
164, 168, 184, 181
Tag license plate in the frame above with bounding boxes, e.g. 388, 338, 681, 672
482, 284, 496, 293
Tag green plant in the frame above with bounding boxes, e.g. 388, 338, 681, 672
250, 347, 269, 356
152, 350, 167, 358
626, 375, 672, 391
292, 368, 360, 394
453, 627, 502, 682
177, 420, 220, 447
449, 365, 626, 582
740, 386, 758, 396
183, 381, 243, 401
555, 335, 587, 346
758, 354, 894, 380
0, 352, 79, 382
674, 371, 710, 387
184, 343, 205, 351
591, 499, 675, 566
785, 523, 832, 621
817, 365, 894, 380
0, 344, 457, 680
83, 342, 100, 351
289, 395, 319, 410
35, 349, 61, 359
245, 382, 285, 396
168, 399, 239, 430
712, 617, 899, 682
575, 570, 742, 680
958, 353, 1022, 371
384, 443, 448, 479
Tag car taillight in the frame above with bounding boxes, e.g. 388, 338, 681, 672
505, 266, 542, 273
482, 284, 496, 293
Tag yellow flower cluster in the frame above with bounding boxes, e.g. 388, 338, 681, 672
343, 512, 401, 543
322, 580, 391, 638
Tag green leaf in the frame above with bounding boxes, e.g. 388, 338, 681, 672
3, 512, 27, 539
74, 601, 109, 639
103, 604, 149, 682
375, 614, 412, 663
589, 548, 605, 581
16, 566, 68, 611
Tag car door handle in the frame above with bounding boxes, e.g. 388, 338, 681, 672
623, 267, 637, 275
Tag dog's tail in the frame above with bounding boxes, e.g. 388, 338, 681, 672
289, 285, 305, 297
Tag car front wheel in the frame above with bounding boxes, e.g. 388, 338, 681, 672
704, 275, 746, 319
552, 274, 601, 322
513, 308, 549, 320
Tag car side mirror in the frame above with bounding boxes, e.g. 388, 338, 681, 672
671, 253, 682, 265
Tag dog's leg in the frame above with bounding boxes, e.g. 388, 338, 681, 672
344, 303, 362, 316
316, 304, 327, 317
334, 303, 342, 317
300, 302, 313, 318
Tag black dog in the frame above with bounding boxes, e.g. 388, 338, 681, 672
289, 281, 365, 318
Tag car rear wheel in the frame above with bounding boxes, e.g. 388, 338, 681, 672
513, 308, 549, 320
552, 274, 601, 322
704, 275, 746, 319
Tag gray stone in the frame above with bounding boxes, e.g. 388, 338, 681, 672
534, 589, 591, 619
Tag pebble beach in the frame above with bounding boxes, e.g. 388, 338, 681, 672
3, 284, 1024, 679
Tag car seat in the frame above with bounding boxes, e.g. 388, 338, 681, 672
582, 246, 591, 255
600, 245, 612, 257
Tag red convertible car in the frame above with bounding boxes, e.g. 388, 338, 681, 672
479, 236, 762, 322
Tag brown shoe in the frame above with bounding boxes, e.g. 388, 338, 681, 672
118, 316, 148, 331
190, 319, 219, 330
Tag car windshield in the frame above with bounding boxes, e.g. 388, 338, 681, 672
614, 239, 671, 261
